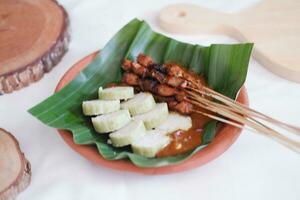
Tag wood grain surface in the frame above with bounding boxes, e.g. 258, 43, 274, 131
159, 0, 300, 82
0, 128, 31, 200
0, 0, 70, 94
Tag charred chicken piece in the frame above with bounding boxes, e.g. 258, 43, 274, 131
122, 56, 191, 89
153, 64, 168, 74
175, 90, 187, 102
132, 62, 147, 77
148, 69, 166, 83
154, 93, 192, 115
121, 54, 198, 115
168, 100, 179, 108
163, 63, 200, 86
163, 63, 184, 77
153, 95, 176, 103
138, 78, 158, 93
122, 75, 193, 114
156, 84, 177, 97
165, 76, 187, 88
137, 54, 154, 66
122, 59, 133, 71
122, 73, 139, 86
174, 101, 193, 115
153, 95, 180, 112
122, 73, 158, 93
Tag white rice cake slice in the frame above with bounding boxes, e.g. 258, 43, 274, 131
134, 103, 169, 130
155, 112, 192, 134
109, 120, 146, 147
98, 86, 134, 100
82, 99, 120, 116
121, 92, 156, 116
92, 110, 131, 133
131, 130, 171, 158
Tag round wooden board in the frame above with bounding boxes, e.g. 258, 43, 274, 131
0, 0, 70, 94
0, 128, 31, 199
55, 52, 249, 175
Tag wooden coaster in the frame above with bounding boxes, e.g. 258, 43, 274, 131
0, 128, 31, 199
0, 0, 70, 94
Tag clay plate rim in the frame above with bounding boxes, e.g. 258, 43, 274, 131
55, 51, 249, 175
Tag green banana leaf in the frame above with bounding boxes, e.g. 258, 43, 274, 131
29, 19, 253, 167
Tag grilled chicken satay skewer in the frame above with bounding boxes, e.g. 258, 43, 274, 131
129, 54, 300, 137
122, 72, 192, 114
121, 54, 300, 153
154, 59, 300, 136
122, 55, 195, 114
125, 70, 300, 152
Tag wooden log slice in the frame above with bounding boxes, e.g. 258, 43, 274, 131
0, 128, 31, 200
0, 0, 70, 94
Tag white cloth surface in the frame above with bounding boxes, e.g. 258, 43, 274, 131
0, 0, 299, 199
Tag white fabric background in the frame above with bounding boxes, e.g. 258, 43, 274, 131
0, 0, 299, 199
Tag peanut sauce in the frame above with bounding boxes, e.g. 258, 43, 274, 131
156, 113, 211, 157
157, 74, 211, 157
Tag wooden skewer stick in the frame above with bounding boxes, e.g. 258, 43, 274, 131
191, 108, 299, 149
185, 85, 300, 136
186, 90, 293, 139
126, 57, 300, 152
205, 86, 300, 134
191, 109, 245, 129
186, 94, 300, 153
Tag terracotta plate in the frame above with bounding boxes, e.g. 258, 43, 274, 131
55, 52, 249, 174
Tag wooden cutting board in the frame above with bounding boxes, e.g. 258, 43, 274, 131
0, 0, 70, 94
158, 0, 300, 83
